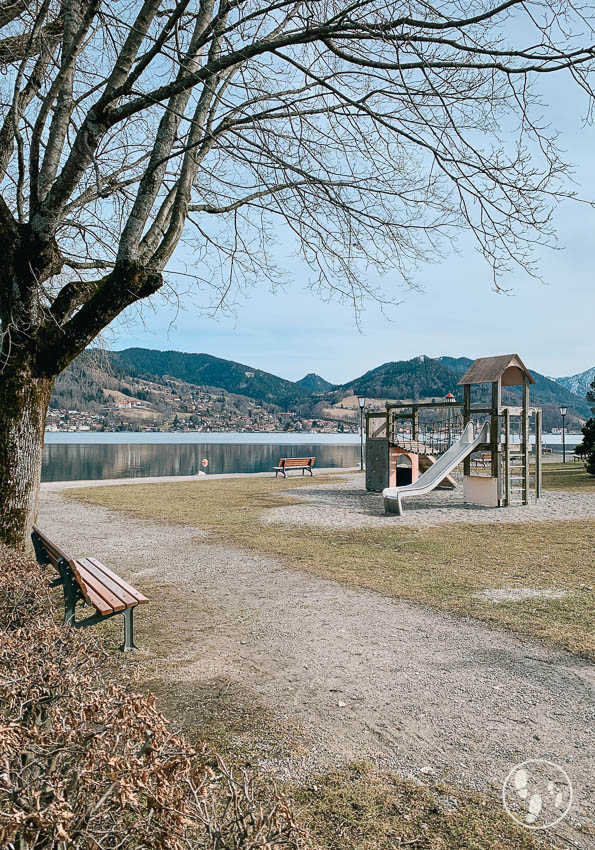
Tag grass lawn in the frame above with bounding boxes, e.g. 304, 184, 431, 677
67, 473, 595, 657
541, 460, 594, 492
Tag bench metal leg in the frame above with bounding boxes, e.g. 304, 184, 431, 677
120, 607, 138, 652
56, 558, 78, 625
63, 591, 76, 626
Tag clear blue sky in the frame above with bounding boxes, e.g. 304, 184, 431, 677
111, 71, 594, 385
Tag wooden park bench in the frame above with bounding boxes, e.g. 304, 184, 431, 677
474, 451, 491, 468
273, 457, 315, 478
32, 526, 148, 651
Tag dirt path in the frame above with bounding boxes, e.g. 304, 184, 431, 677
38, 489, 594, 843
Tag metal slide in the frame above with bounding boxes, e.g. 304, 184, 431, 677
383, 421, 490, 516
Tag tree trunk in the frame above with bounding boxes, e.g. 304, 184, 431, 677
0, 365, 53, 550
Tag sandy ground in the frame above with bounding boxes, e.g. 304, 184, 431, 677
264, 473, 595, 528
38, 477, 595, 846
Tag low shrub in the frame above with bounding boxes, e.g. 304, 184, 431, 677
0, 545, 308, 849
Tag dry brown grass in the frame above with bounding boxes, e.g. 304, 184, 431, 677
290, 763, 562, 850
67, 474, 595, 657
541, 461, 594, 492
58, 478, 593, 848
0, 545, 309, 850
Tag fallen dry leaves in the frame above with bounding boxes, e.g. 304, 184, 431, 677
0, 544, 309, 849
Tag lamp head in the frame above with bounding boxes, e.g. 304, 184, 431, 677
559, 406, 567, 417
358, 396, 366, 409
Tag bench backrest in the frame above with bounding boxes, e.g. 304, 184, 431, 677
32, 525, 72, 568
32, 526, 110, 613
278, 457, 315, 468
32, 527, 148, 619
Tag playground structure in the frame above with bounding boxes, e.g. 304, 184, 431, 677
365, 355, 543, 514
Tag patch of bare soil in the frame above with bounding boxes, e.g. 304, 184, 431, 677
475, 588, 568, 603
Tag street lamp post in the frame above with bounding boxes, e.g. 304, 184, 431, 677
358, 396, 366, 471
559, 406, 567, 463
445, 392, 455, 447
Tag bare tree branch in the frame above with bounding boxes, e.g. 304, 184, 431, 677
1, 0, 595, 543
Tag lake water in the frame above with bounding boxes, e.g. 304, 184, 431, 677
42, 432, 361, 482
41, 430, 579, 483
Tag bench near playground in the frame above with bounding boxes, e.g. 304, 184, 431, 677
273, 456, 315, 477
32, 527, 148, 651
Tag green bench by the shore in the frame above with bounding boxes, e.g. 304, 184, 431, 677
32, 526, 148, 651
273, 457, 315, 478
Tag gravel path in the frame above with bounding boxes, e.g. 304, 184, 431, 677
264, 473, 595, 528
38, 486, 595, 845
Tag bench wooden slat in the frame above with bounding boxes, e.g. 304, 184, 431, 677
85, 557, 149, 605
78, 558, 138, 609
70, 560, 119, 615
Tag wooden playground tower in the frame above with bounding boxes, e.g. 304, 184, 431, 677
365, 354, 543, 507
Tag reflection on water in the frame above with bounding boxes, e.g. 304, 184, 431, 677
42, 442, 359, 482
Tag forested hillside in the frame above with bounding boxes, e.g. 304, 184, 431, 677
342, 356, 461, 401
114, 349, 308, 409
49, 348, 590, 433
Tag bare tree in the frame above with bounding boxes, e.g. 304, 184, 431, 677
0, 0, 594, 548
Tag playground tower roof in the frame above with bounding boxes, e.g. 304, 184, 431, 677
458, 354, 535, 387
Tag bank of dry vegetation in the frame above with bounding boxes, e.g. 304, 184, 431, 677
0, 545, 307, 850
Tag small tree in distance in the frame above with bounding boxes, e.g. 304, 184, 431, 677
1, 1, 595, 547
579, 377, 595, 475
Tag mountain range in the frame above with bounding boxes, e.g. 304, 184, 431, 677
50, 348, 593, 432
296, 373, 335, 392
115, 348, 307, 409
554, 366, 595, 399
436, 356, 592, 420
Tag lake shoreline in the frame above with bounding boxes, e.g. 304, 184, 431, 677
43, 429, 581, 447
41, 431, 580, 483
44, 430, 362, 445
41, 466, 359, 490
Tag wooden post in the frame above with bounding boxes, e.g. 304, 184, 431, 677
463, 383, 471, 476
386, 406, 391, 444
535, 408, 542, 499
411, 406, 418, 442
504, 407, 511, 507
491, 380, 502, 503
522, 378, 530, 505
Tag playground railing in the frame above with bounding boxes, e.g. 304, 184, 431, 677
391, 412, 466, 455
